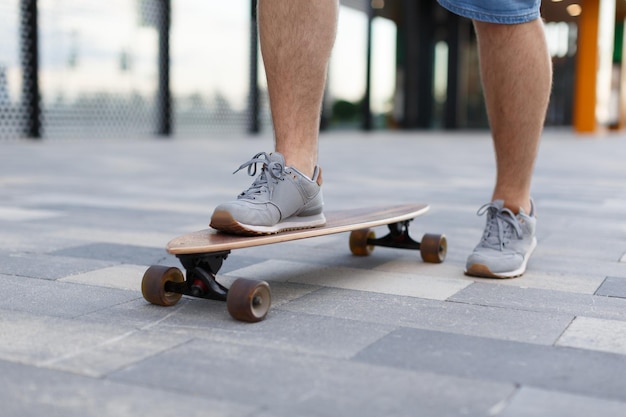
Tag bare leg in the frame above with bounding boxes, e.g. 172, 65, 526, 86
258, 0, 338, 178
473, 19, 552, 214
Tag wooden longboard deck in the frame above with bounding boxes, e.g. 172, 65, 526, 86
167, 203, 429, 255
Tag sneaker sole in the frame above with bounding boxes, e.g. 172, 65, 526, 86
465, 237, 537, 279
210, 210, 326, 236
465, 264, 525, 279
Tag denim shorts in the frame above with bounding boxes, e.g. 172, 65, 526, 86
437, 0, 541, 24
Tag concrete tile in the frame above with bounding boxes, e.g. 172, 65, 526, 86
373, 259, 467, 280
79, 297, 194, 327
521, 253, 626, 281
0, 274, 139, 318
257, 280, 323, 307
450, 282, 626, 321
0, 206, 63, 221
0, 233, 82, 253
21, 193, 209, 215
227, 259, 471, 301
596, 276, 626, 298
354, 327, 626, 402
556, 316, 626, 355
536, 229, 626, 262
27, 204, 205, 233
110, 338, 516, 417
0, 305, 192, 377
41, 329, 192, 378
51, 227, 174, 248
59, 264, 150, 291
0, 252, 116, 280
0, 360, 252, 417
500, 387, 626, 417
152, 303, 397, 360
51, 243, 173, 266
476, 269, 606, 295
278, 287, 572, 345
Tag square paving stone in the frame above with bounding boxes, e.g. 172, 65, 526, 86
354, 327, 626, 402
596, 276, 626, 299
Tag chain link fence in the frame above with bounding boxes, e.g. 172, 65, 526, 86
0, 1, 29, 140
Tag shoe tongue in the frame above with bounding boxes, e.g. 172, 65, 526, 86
268, 152, 286, 166
487, 200, 509, 219
265, 152, 287, 182
491, 200, 519, 219
492, 200, 532, 219
491, 200, 505, 210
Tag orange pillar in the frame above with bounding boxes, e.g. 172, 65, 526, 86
574, 0, 600, 133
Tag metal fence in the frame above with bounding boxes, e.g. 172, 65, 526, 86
0, 0, 267, 140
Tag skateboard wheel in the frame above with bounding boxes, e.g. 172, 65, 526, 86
141, 265, 184, 306
420, 234, 447, 263
227, 278, 271, 323
349, 228, 376, 256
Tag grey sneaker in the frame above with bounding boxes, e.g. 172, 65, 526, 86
465, 200, 537, 279
210, 152, 325, 235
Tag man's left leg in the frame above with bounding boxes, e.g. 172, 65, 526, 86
475, 19, 552, 214
466, 18, 552, 278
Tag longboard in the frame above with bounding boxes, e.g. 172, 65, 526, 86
142, 204, 447, 323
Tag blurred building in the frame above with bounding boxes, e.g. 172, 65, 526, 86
0, 0, 624, 139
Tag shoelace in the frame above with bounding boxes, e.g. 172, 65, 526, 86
477, 202, 523, 250
233, 152, 285, 200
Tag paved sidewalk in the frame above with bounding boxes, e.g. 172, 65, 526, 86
1, 129, 626, 416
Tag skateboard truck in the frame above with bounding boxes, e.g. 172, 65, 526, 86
175, 252, 230, 301
349, 221, 446, 263
368, 220, 421, 251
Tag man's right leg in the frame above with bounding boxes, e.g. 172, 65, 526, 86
210, 0, 338, 235
259, 0, 338, 178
